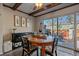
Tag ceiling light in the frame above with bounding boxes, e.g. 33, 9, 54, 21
35, 3, 43, 9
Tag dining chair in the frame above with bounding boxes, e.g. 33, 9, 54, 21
45, 36, 58, 56
21, 37, 38, 56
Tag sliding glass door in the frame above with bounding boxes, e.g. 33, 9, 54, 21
76, 13, 79, 50
42, 13, 79, 50
58, 14, 75, 49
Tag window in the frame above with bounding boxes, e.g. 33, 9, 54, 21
58, 14, 74, 49
41, 13, 79, 50
52, 18, 57, 34
76, 13, 79, 50
43, 19, 52, 35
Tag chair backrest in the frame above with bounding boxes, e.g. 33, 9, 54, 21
21, 37, 30, 49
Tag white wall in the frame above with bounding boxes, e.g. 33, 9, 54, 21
0, 3, 3, 54
0, 4, 36, 53
2, 6, 35, 34
35, 4, 79, 32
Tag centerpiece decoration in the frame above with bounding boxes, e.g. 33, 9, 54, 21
32, 34, 46, 39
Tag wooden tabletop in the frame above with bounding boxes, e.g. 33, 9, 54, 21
23, 35, 54, 46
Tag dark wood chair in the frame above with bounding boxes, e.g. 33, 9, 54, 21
45, 36, 58, 56
21, 37, 38, 56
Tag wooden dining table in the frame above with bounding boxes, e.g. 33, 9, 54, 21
23, 35, 54, 56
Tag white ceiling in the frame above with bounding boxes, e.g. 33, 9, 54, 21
3, 3, 75, 16
17, 3, 49, 13
17, 3, 35, 13
33, 3, 73, 16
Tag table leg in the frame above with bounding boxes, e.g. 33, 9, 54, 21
38, 46, 41, 56
37, 46, 45, 56
41, 46, 45, 56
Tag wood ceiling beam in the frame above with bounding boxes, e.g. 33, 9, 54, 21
3, 4, 13, 10
12, 3, 22, 10
3, 4, 35, 17
17, 10, 31, 15
3, 3, 22, 10
46, 3, 61, 9
29, 3, 61, 15
34, 3, 79, 17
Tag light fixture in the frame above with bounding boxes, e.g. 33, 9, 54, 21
35, 3, 43, 9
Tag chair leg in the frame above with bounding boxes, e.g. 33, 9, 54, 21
28, 53, 31, 56
37, 48, 39, 56
45, 50, 53, 56
55, 50, 57, 56
22, 49, 24, 56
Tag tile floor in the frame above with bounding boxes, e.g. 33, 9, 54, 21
1, 46, 79, 56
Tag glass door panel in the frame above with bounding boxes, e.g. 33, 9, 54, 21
76, 13, 79, 50
58, 14, 75, 49
52, 18, 57, 35
43, 19, 53, 35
